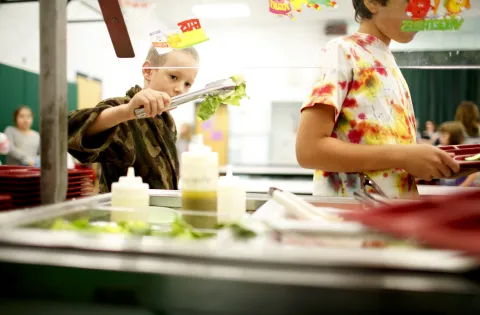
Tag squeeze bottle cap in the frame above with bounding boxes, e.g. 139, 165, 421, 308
118, 167, 147, 187
188, 134, 211, 153
219, 165, 240, 185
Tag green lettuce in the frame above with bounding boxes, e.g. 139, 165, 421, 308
197, 75, 248, 121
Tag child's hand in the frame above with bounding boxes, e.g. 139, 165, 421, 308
127, 88, 171, 118
401, 144, 460, 180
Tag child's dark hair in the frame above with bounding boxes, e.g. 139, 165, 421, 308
352, 0, 388, 22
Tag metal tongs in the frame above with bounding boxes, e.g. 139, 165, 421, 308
353, 174, 391, 207
134, 78, 236, 119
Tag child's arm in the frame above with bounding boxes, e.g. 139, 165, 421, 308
296, 105, 459, 180
85, 89, 171, 136
459, 172, 478, 187
68, 89, 171, 166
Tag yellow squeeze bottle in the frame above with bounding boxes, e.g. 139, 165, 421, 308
180, 135, 219, 229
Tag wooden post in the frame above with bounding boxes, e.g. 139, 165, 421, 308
39, 0, 68, 205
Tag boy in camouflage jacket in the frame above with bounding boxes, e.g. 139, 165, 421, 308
68, 47, 199, 192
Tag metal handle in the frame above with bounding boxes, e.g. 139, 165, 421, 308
354, 174, 391, 208
134, 95, 184, 119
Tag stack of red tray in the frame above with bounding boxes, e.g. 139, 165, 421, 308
0, 194, 13, 211
0, 166, 94, 210
344, 190, 480, 258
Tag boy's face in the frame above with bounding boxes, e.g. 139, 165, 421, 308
143, 50, 199, 98
372, 0, 416, 43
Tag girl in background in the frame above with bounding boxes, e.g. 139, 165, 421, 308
455, 101, 480, 144
4, 106, 40, 166
422, 120, 438, 140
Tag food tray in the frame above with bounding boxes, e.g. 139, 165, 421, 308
439, 144, 480, 165
439, 144, 480, 154
345, 189, 480, 258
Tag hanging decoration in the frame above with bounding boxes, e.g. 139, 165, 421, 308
150, 18, 209, 55
119, 0, 152, 9
401, 0, 471, 32
269, 0, 337, 20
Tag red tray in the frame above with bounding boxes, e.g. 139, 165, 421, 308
439, 144, 480, 156
454, 155, 480, 168
438, 145, 480, 168
343, 190, 480, 257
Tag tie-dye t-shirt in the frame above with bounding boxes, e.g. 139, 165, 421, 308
302, 32, 418, 198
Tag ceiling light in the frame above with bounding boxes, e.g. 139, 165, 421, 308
192, 4, 251, 19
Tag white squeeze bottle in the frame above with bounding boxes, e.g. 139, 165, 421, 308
217, 165, 246, 224
180, 134, 219, 229
110, 167, 150, 222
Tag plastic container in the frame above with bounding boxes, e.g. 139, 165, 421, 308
180, 134, 219, 229
217, 165, 246, 224
111, 167, 150, 222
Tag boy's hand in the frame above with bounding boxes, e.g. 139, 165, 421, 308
400, 144, 460, 180
125, 88, 171, 119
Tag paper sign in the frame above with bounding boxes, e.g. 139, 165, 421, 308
150, 30, 172, 55
402, 0, 471, 32
168, 18, 209, 50
269, 0, 336, 19
211, 131, 223, 141
150, 18, 209, 55
269, 0, 293, 19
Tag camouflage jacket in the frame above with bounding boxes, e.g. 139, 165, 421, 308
68, 86, 179, 193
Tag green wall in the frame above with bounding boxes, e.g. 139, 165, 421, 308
0, 63, 77, 164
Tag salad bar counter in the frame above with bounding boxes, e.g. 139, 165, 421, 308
0, 190, 479, 315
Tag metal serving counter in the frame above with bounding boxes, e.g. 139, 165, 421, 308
0, 190, 479, 315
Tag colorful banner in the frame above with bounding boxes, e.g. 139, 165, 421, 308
151, 18, 209, 55
402, 0, 471, 32
269, 0, 336, 20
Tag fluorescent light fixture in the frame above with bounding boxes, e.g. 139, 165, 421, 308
192, 4, 251, 19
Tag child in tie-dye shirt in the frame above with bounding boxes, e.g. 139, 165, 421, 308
296, 0, 460, 198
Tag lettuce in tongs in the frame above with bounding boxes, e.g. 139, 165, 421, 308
197, 75, 248, 121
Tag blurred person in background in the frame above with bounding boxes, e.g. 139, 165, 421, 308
438, 121, 465, 147
437, 121, 478, 187
176, 123, 193, 156
417, 120, 440, 145
4, 106, 40, 166
455, 101, 480, 144
422, 120, 439, 140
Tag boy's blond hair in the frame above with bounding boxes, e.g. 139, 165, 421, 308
145, 47, 200, 67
